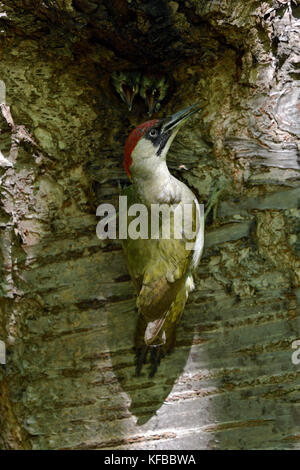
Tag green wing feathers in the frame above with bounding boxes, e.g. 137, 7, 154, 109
121, 184, 198, 349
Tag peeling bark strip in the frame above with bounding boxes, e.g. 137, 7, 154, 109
0, 0, 299, 450
226, 137, 300, 170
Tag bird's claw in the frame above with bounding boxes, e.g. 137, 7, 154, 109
135, 345, 148, 376
135, 344, 165, 378
205, 181, 228, 224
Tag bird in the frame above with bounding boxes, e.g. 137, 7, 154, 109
139, 73, 169, 117
121, 104, 204, 377
111, 70, 141, 111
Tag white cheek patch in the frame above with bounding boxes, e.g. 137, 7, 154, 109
130, 139, 159, 177
131, 138, 157, 161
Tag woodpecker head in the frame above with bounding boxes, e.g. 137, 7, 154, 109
123, 104, 200, 180
111, 70, 141, 111
140, 73, 169, 117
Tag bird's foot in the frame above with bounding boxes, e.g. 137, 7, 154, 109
149, 346, 165, 378
205, 181, 228, 224
135, 345, 149, 376
135, 344, 166, 378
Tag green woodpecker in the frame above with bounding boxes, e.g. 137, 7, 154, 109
121, 104, 203, 376
140, 73, 169, 116
111, 70, 141, 111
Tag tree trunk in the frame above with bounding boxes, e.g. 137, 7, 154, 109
0, 0, 299, 450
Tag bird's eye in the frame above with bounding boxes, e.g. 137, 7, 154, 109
149, 128, 158, 137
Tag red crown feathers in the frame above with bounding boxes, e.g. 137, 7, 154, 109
123, 120, 158, 178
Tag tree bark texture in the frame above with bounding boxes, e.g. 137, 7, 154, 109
0, 0, 299, 450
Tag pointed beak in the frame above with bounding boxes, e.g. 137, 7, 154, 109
121, 83, 137, 111
146, 89, 159, 117
162, 104, 200, 133
146, 92, 156, 117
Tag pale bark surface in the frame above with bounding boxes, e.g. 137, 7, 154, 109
0, 0, 299, 450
